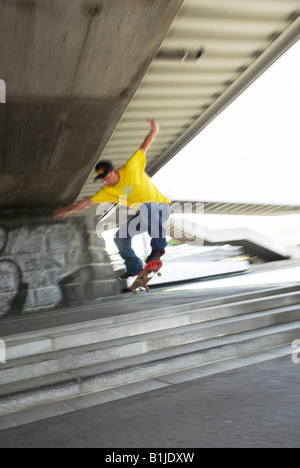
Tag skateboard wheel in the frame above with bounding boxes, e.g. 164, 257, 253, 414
145, 286, 150, 292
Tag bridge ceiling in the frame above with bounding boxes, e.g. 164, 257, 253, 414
79, 0, 300, 216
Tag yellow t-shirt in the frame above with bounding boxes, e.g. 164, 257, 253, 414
91, 149, 171, 208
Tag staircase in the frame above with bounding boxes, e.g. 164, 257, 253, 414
0, 285, 300, 420
170, 217, 297, 262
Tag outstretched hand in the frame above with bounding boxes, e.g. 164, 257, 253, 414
147, 118, 159, 134
140, 119, 159, 153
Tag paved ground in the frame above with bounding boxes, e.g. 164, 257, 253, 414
0, 355, 299, 448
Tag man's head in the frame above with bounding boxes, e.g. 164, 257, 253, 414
94, 161, 120, 187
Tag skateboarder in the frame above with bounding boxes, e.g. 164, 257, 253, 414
54, 119, 171, 279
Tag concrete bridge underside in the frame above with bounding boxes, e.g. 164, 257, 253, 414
0, 0, 183, 209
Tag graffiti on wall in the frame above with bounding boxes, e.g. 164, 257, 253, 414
0, 218, 115, 317
0, 226, 29, 316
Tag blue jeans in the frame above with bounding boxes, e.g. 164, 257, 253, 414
114, 203, 170, 275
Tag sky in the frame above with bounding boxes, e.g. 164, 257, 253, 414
104, 39, 300, 254
152, 39, 300, 207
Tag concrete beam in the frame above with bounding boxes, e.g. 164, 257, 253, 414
0, 0, 183, 209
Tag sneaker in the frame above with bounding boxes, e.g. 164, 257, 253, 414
146, 249, 166, 264
119, 272, 133, 280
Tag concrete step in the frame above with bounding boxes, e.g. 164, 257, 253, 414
74, 322, 300, 394
1, 303, 300, 385
4, 288, 300, 361
0, 320, 299, 415
1, 285, 300, 416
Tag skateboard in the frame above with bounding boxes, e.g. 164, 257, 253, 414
131, 260, 162, 294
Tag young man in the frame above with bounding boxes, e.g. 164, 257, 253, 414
54, 119, 171, 279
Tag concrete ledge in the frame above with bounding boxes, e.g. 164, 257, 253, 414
78, 323, 300, 394
3, 305, 300, 385
0, 347, 292, 431
1, 285, 300, 419
0, 373, 80, 415
4, 288, 300, 360
0, 323, 299, 416
1, 340, 147, 385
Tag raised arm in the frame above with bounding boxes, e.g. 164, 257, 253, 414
140, 119, 159, 153
53, 198, 94, 221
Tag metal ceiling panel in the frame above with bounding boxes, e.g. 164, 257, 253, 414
79, 0, 300, 216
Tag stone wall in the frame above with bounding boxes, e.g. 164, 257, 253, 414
0, 214, 121, 316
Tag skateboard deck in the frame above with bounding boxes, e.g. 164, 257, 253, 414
131, 260, 162, 294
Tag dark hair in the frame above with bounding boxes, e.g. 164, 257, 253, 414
94, 160, 114, 182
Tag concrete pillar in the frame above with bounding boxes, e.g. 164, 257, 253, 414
0, 213, 121, 316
